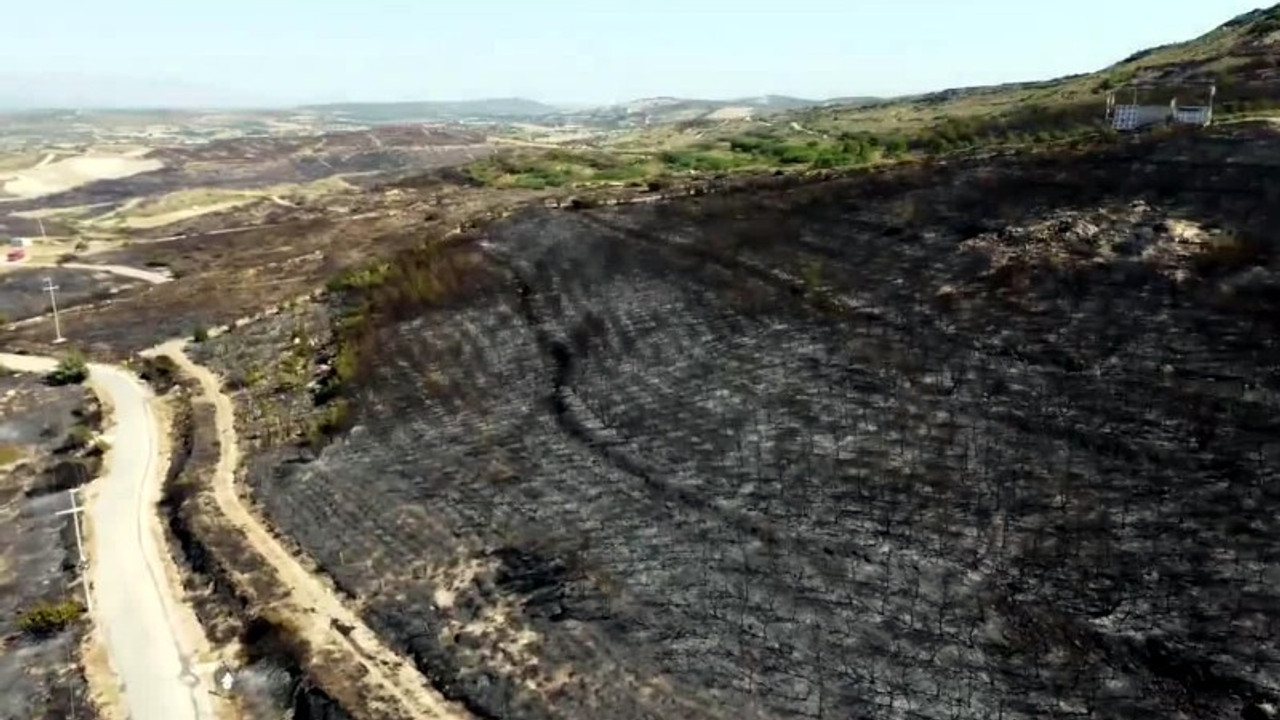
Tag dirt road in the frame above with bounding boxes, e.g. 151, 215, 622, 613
0, 353, 216, 720
0, 258, 172, 286
161, 342, 475, 720
52, 262, 174, 284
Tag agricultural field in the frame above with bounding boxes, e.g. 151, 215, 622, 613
0, 126, 494, 219
0, 371, 101, 720
0, 152, 163, 201
192, 125, 1280, 720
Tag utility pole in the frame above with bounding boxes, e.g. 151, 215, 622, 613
42, 277, 65, 343
55, 488, 92, 613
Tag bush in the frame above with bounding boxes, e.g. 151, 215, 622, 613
137, 355, 180, 393
0, 444, 21, 466
305, 399, 351, 450
192, 325, 209, 343
45, 352, 89, 386
57, 424, 94, 454
17, 600, 85, 637
326, 261, 392, 293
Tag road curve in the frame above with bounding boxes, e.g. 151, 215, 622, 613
0, 353, 215, 720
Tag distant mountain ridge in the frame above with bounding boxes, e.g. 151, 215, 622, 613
299, 97, 562, 121
291, 95, 883, 127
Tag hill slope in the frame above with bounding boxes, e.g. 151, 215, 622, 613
299, 98, 562, 122
792, 3, 1280, 137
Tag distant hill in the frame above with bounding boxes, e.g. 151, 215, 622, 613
560, 95, 881, 128
300, 95, 887, 129
776, 3, 1280, 138
298, 98, 561, 123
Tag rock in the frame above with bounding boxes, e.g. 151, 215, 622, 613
1242, 701, 1278, 720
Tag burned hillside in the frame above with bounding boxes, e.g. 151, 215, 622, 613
0, 374, 101, 720
205, 125, 1280, 720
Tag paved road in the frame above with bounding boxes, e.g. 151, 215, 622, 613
0, 353, 215, 720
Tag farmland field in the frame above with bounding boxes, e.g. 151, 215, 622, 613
204, 129, 1280, 720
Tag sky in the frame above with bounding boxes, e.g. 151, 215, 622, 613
0, 0, 1268, 108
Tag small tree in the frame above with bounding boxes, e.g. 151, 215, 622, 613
192, 325, 210, 343
45, 352, 89, 386
17, 600, 85, 637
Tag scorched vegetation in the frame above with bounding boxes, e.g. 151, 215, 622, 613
0, 373, 101, 720
203, 124, 1280, 720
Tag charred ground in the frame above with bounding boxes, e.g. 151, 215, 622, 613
0, 372, 102, 720
0, 125, 493, 218
188, 124, 1280, 720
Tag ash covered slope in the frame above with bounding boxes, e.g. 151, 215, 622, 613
224, 126, 1280, 720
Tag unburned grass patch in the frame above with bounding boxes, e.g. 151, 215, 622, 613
16, 600, 86, 638
0, 444, 22, 467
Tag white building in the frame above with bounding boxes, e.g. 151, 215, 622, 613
9, 237, 32, 248
1106, 83, 1216, 132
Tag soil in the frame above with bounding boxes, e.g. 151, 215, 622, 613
0, 373, 101, 720
203, 126, 1280, 720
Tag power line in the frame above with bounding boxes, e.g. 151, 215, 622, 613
42, 277, 65, 343
54, 488, 92, 613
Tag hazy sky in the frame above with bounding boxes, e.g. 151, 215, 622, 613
1, 0, 1266, 107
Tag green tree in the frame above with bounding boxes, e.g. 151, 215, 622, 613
18, 600, 85, 637
46, 352, 89, 386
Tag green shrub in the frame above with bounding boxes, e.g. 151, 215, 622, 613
0, 444, 22, 466
58, 424, 94, 454
45, 352, 89, 386
17, 600, 85, 637
326, 261, 392, 293
137, 355, 179, 393
192, 326, 210, 343
305, 399, 351, 449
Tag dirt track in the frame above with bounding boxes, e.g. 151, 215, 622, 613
161, 343, 476, 720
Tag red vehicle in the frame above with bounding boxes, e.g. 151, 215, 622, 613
6, 248, 26, 262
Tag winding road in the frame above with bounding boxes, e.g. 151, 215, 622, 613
0, 353, 215, 720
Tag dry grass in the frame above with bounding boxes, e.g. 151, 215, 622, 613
0, 444, 23, 467
0, 151, 46, 173
1, 154, 164, 200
